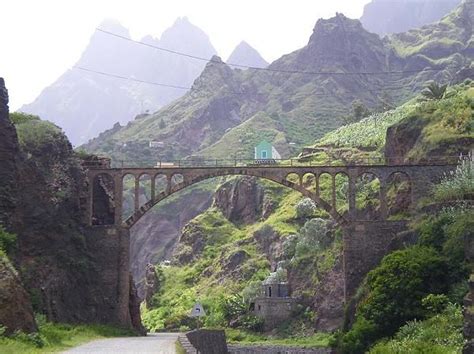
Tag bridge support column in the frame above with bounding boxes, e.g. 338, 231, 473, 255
150, 176, 156, 202
331, 174, 337, 211
348, 176, 356, 219
379, 181, 388, 220
343, 221, 408, 302
134, 177, 140, 212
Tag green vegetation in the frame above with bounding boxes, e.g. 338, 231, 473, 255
370, 304, 463, 354
227, 329, 333, 348
15, 119, 68, 154
434, 157, 473, 202
9, 112, 40, 125
0, 315, 134, 354
0, 226, 16, 255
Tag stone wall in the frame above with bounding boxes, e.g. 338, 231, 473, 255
228, 345, 331, 354
184, 329, 229, 354
254, 297, 296, 330
343, 221, 408, 301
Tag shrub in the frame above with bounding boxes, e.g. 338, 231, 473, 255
295, 218, 330, 259
295, 198, 317, 219
9, 112, 40, 125
434, 156, 473, 202
340, 246, 448, 353
421, 294, 449, 317
0, 227, 16, 254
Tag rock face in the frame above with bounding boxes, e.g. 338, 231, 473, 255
227, 41, 268, 68
214, 177, 264, 224
130, 187, 213, 297
361, 0, 462, 35
0, 78, 19, 228
0, 255, 37, 334
21, 17, 217, 146
0, 78, 37, 334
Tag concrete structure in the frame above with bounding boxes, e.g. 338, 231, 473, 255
252, 272, 296, 330
255, 140, 281, 160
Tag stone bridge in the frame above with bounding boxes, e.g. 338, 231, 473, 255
86, 163, 454, 228
83, 161, 456, 330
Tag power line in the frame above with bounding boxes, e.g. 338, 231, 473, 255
73, 65, 425, 97
74, 66, 190, 90
96, 28, 445, 76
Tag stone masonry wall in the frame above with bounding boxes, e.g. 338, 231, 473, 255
343, 220, 408, 301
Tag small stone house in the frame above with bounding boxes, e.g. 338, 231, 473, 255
252, 272, 295, 330
254, 140, 281, 160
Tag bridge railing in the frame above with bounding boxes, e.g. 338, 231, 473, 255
81, 154, 469, 169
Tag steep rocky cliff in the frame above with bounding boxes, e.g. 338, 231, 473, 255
0, 78, 19, 228
0, 78, 37, 334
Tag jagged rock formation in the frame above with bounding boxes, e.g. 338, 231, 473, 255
21, 17, 217, 146
130, 186, 213, 297
361, 0, 462, 35
0, 78, 19, 228
0, 78, 37, 334
0, 256, 37, 334
227, 41, 268, 68
213, 177, 264, 224
84, 5, 473, 163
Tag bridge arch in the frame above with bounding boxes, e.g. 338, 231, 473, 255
115, 170, 343, 229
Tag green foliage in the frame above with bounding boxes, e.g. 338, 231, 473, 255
295, 218, 331, 258
421, 294, 449, 317
0, 227, 16, 254
15, 119, 66, 154
370, 304, 463, 354
295, 198, 317, 219
0, 314, 134, 353
420, 81, 451, 101
9, 112, 40, 125
226, 329, 333, 348
340, 246, 449, 353
434, 157, 473, 202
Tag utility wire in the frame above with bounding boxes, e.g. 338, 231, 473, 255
96, 28, 445, 76
73, 65, 425, 97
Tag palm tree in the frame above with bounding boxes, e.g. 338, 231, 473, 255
421, 81, 449, 100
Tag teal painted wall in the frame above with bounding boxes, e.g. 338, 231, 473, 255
255, 140, 273, 159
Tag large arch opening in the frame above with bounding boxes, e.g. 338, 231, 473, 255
355, 172, 381, 220
386, 171, 412, 218
122, 173, 136, 222
138, 174, 152, 209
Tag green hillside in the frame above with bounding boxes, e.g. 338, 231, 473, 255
82, 3, 473, 164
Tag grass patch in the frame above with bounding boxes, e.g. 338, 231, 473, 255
226, 329, 333, 348
0, 317, 135, 354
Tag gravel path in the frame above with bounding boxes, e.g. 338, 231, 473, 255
62, 333, 180, 354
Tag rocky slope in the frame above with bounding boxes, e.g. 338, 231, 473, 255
227, 41, 268, 68
0, 78, 37, 334
361, 0, 462, 35
0, 79, 144, 333
21, 18, 217, 146
84, 5, 473, 163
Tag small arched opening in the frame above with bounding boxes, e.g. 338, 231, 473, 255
355, 172, 381, 220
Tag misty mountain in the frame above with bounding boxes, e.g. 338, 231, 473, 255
82, 1, 473, 164
227, 41, 268, 68
360, 0, 462, 35
20, 17, 217, 146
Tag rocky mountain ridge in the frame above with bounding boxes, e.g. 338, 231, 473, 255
21, 18, 217, 146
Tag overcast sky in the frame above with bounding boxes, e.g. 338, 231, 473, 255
0, 0, 371, 110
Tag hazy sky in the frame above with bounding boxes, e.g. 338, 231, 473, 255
0, 0, 371, 110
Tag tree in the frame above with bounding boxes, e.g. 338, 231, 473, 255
295, 198, 317, 219
352, 99, 371, 121
420, 81, 451, 101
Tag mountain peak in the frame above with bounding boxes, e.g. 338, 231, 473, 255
227, 41, 268, 68
98, 18, 130, 38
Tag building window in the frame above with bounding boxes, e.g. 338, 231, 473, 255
261, 150, 267, 159
268, 286, 272, 297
